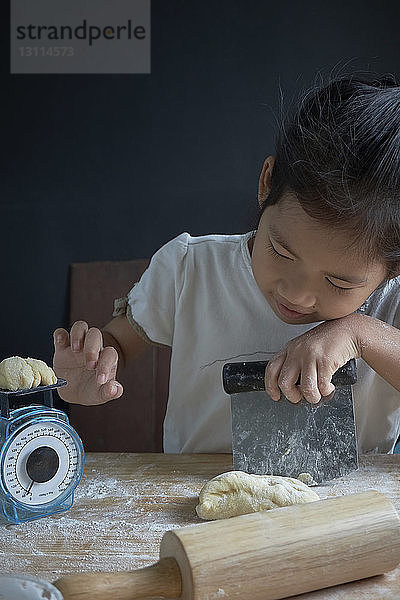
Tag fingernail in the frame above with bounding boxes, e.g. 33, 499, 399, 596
56, 334, 63, 344
87, 361, 97, 370
97, 373, 106, 384
110, 384, 118, 396
73, 342, 80, 352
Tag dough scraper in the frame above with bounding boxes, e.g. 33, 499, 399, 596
223, 359, 358, 484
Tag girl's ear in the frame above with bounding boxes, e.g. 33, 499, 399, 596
258, 156, 275, 207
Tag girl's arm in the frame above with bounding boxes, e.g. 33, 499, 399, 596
264, 313, 400, 404
351, 313, 400, 392
102, 315, 150, 370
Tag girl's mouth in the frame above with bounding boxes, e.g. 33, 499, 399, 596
276, 301, 311, 320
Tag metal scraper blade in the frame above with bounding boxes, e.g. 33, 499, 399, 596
225, 360, 358, 484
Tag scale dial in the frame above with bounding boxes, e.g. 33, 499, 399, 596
1, 419, 83, 508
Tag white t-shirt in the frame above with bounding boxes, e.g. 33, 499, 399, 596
114, 232, 400, 454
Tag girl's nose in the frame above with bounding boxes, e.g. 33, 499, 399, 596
277, 279, 316, 309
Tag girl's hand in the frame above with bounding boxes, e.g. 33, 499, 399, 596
53, 321, 123, 405
265, 315, 361, 404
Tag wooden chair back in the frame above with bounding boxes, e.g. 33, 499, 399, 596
68, 260, 170, 452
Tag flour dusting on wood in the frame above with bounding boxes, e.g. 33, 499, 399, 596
1, 452, 400, 598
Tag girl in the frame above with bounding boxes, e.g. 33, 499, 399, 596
54, 72, 400, 455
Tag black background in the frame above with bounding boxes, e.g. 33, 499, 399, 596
2, 1, 400, 365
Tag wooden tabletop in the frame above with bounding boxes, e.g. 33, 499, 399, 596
2, 453, 400, 599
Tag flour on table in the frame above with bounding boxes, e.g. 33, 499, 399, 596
196, 470, 320, 520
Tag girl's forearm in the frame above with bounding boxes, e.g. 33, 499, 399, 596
351, 313, 400, 392
102, 329, 125, 370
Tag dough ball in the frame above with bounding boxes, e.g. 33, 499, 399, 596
24, 358, 57, 387
196, 470, 320, 520
27, 362, 41, 387
0, 356, 34, 391
0, 356, 57, 391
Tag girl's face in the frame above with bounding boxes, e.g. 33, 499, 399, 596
251, 195, 387, 325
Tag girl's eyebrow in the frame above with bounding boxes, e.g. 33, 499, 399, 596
268, 225, 367, 285
269, 225, 298, 257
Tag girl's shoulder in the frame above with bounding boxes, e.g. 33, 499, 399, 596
184, 231, 254, 268
361, 277, 400, 322
147, 232, 253, 280
157, 231, 253, 260
184, 231, 252, 247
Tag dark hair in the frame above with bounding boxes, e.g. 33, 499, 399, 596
263, 72, 400, 277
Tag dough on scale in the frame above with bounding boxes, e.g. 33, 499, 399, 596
0, 356, 34, 391
24, 357, 57, 386
196, 470, 320, 520
0, 356, 57, 390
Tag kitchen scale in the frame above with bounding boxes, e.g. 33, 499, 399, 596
0, 379, 84, 524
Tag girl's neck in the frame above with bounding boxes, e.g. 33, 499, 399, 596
248, 235, 255, 256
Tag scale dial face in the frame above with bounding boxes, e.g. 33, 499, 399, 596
1, 419, 83, 507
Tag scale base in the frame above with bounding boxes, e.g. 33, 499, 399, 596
1, 493, 74, 524
0, 380, 84, 525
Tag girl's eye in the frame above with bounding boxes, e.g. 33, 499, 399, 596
326, 279, 352, 294
267, 239, 355, 295
267, 241, 293, 260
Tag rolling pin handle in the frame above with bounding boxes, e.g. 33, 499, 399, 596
54, 556, 182, 600
223, 358, 357, 394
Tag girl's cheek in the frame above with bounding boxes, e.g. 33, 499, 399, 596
322, 296, 362, 320
253, 253, 276, 288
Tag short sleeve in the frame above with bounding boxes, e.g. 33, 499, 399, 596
392, 279, 400, 329
113, 233, 189, 347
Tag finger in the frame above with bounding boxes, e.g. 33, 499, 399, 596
99, 380, 123, 403
70, 321, 89, 352
300, 365, 321, 404
96, 346, 119, 385
83, 328, 103, 369
53, 328, 69, 348
317, 363, 336, 397
278, 364, 302, 404
265, 354, 286, 401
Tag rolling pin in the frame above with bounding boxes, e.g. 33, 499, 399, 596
54, 490, 400, 600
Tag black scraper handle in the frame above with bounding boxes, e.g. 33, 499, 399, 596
223, 358, 357, 394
